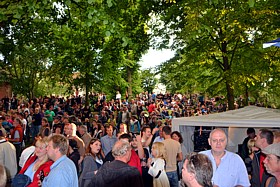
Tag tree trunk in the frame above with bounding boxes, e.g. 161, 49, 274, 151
226, 81, 235, 110
85, 72, 89, 108
244, 84, 249, 106
222, 41, 235, 110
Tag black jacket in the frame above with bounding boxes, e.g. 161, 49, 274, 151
251, 150, 272, 187
89, 160, 143, 187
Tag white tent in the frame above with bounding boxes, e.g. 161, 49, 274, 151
172, 106, 280, 153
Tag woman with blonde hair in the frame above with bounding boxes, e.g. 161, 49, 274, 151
147, 142, 170, 187
245, 139, 259, 181
79, 138, 103, 187
18, 137, 53, 187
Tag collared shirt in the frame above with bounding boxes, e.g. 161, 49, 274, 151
201, 150, 250, 187
101, 135, 117, 156
42, 155, 78, 187
153, 136, 164, 143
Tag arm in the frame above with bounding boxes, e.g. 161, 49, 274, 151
80, 156, 98, 178
147, 159, 165, 177
8, 130, 20, 143
136, 135, 144, 159
177, 152, 183, 162
142, 128, 158, 148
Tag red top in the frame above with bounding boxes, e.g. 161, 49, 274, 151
128, 149, 142, 175
259, 153, 265, 182
11, 125, 23, 143
19, 155, 53, 187
148, 104, 155, 113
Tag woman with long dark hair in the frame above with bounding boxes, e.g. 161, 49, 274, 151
79, 138, 103, 187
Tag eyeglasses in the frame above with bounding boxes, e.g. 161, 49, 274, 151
211, 139, 226, 144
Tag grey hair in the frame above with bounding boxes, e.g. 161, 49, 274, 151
112, 140, 131, 157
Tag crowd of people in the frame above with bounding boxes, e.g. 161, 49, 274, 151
0, 92, 279, 187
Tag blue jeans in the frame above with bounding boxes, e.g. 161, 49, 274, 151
166, 171, 179, 187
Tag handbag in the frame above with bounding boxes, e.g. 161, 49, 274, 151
12, 173, 31, 187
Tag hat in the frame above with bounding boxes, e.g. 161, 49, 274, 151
262, 143, 280, 157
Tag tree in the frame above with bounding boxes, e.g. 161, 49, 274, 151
151, 0, 280, 109
140, 68, 158, 94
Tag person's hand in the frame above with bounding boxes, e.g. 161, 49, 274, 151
136, 135, 141, 143
152, 127, 159, 135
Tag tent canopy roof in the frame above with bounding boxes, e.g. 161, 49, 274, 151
172, 106, 280, 128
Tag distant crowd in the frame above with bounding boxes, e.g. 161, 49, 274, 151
0, 92, 279, 187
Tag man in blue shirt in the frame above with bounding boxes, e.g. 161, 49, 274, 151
42, 134, 78, 187
101, 125, 117, 156
201, 128, 250, 187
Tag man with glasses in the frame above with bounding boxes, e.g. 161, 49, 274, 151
201, 128, 250, 187
182, 153, 213, 187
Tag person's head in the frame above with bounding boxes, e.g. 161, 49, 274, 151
273, 131, 280, 143
208, 128, 227, 155
53, 125, 62, 134
54, 116, 61, 123
112, 140, 132, 163
162, 125, 172, 139
158, 126, 164, 138
105, 125, 113, 137
141, 126, 152, 139
68, 139, 79, 153
86, 138, 102, 158
35, 137, 49, 159
65, 123, 77, 137
247, 128, 256, 139
0, 164, 6, 187
182, 153, 213, 187
119, 133, 132, 143
255, 129, 274, 149
41, 118, 49, 127
262, 142, 280, 177
13, 117, 22, 127
151, 142, 166, 159
47, 134, 68, 161
131, 134, 139, 149
78, 125, 87, 136
35, 108, 40, 114
119, 123, 127, 134
171, 131, 183, 144
18, 113, 24, 119
247, 139, 258, 154
63, 117, 70, 125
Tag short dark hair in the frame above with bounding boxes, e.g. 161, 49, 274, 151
119, 133, 132, 142
141, 126, 151, 134
247, 128, 255, 134
162, 125, 172, 135
259, 129, 274, 145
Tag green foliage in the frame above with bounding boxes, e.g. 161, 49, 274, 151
151, 0, 280, 108
140, 68, 158, 94
0, 0, 153, 100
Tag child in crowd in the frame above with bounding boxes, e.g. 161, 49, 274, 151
147, 142, 169, 187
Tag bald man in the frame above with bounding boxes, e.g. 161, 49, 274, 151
201, 128, 250, 187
